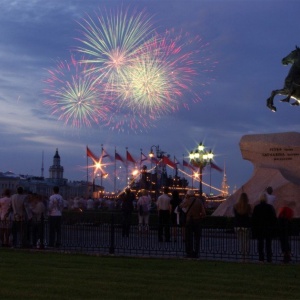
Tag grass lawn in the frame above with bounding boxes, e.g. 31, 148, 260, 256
0, 249, 299, 299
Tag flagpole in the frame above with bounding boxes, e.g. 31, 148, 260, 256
182, 154, 185, 178
86, 145, 89, 198
140, 148, 143, 181
114, 147, 117, 193
126, 147, 129, 187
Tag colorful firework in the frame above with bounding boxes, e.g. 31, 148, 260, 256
76, 7, 155, 90
115, 50, 178, 117
43, 55, 111, 128
44, 6, 216, 131
114, 28, 216, 116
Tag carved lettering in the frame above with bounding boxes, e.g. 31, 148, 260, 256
269, 147, 282, 151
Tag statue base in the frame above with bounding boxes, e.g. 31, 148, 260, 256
213, 132, 300, 217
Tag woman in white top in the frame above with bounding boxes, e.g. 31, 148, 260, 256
0, 189, 12, 247
137, 190, 151, 233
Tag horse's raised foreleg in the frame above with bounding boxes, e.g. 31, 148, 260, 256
266, 89, 280, 112
266, 97, 276, 112
267, 88, 291, 112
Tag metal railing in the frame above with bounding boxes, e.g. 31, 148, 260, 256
1, 212, 299, 263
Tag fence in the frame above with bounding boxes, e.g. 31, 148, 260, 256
2, 211, 300, 263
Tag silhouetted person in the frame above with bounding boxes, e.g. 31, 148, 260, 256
233, 192, 252, 261
121, 188, 134, 237
180, 190, 206, 258
265, 186, 276, 207
252, 193, 277, 263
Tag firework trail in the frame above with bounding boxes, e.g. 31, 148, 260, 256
43, 55, 111, 128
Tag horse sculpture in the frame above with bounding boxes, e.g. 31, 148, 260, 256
266, 46, 300, 112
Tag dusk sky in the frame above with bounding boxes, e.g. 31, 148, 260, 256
1, 0, 300, 193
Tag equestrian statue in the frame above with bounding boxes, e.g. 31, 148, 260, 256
267, 46, 300, 112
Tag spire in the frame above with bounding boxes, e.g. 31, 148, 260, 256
54, 148, 60, 159
221, 161, 229, 197
41, 150, 44, 178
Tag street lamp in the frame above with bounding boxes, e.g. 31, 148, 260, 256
189, 142, 214, 196
149, 145, 165, 159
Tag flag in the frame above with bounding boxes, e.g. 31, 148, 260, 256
162, 156, 176, 169
115, 152, 124, 162
101, 148, 112, 161
86, 146, 98, 162
140, 152, 148, 163
126, 150, 136, 163
211, 162, 223, 172
174, 156, 180, 166
183, 159, 195, 171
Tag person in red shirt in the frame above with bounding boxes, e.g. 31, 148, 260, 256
278, 202, 295, 263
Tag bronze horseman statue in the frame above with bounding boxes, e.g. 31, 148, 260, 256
267, 46, 300, 112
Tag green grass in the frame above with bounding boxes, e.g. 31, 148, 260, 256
0, 250, 299, 299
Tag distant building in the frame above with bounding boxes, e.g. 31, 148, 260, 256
0, 149, 97, 200
48, 148, 67, 185
0, 172, 20, 195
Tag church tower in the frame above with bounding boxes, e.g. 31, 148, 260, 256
49, 148, 64, 184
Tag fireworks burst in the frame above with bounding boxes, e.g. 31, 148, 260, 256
44, 6, 216, 132
43, 55, 111, 128
114, 29, 216, 116
76, 7, 155, 90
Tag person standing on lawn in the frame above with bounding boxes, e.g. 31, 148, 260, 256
48, 186, 64, 248
180, 190, 206, 258
157, 187, 172, 242
252, 193, 277, 263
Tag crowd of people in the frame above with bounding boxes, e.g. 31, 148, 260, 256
120, 186, 206, 258
233, 186, 295, 263
0, 185, 296, 263
0, 186, 64, 249
122, 185, 296, 262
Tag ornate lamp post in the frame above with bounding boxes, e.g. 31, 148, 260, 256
189, 142, 214, 196
149, 145, 165, 160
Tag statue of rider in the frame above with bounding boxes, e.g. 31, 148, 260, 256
282, 49, 300, 102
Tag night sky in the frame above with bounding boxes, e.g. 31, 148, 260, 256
1, 0, 300, 193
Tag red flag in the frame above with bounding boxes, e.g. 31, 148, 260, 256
183, 159, 189, 167
126, 150, 136, 163
86, 146, 98, 162
211, 162, 223, 172
162, 156, 176, 169
115, 152, 124, 162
